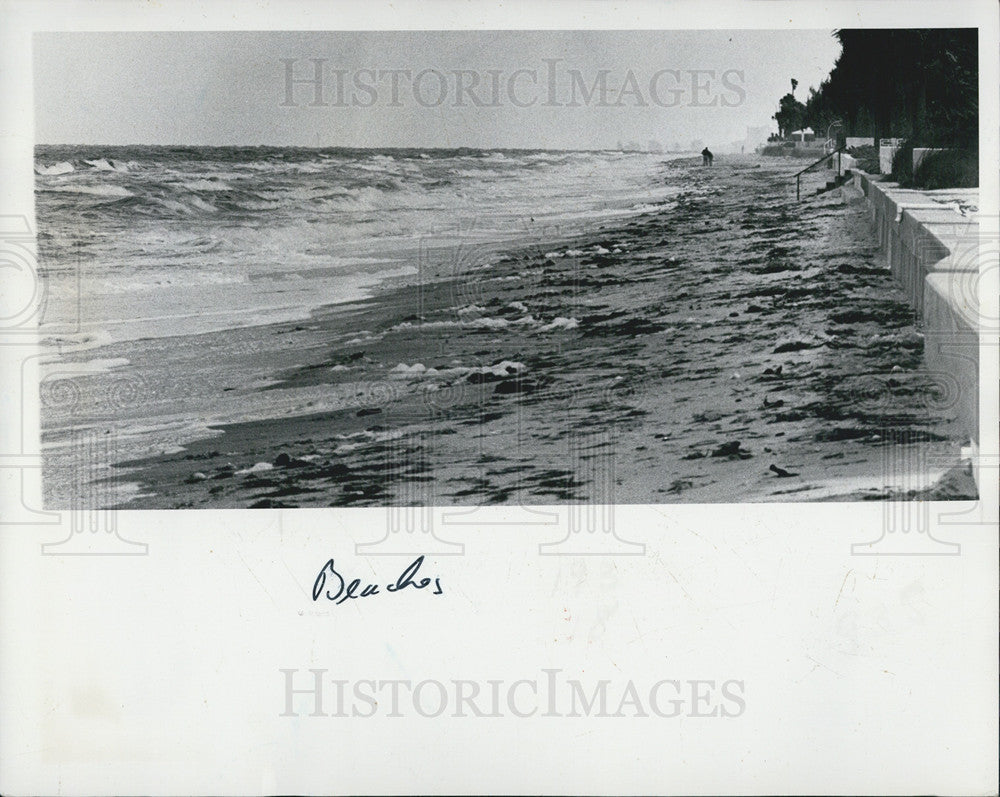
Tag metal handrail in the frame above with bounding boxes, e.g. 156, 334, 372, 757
795, 144, 846, 201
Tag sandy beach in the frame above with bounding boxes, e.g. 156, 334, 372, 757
38, 154, 975, 507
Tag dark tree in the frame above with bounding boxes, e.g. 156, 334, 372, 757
794, 29, 977, 149
773, 92, 807, 138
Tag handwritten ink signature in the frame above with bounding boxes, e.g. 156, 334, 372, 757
312, 555, 443, 605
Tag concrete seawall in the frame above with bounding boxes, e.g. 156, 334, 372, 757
854, 171, 981, 481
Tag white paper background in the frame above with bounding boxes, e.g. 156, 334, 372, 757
1, 1, 998, 794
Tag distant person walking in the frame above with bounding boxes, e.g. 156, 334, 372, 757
701, 147, 714, 166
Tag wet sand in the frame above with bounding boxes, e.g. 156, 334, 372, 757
41, 156, 976, 507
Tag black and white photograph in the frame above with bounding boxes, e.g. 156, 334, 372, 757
33, 27, 984, 508
2, 2, 997, 795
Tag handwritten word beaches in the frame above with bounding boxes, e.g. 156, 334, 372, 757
312, 556, 443, 605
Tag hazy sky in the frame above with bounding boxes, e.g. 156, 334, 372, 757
34, 30, 842, 148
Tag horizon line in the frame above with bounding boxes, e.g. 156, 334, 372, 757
33, 143, 715, 152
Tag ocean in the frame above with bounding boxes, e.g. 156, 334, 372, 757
35, 146, 681, 344
34, 147, 970, 507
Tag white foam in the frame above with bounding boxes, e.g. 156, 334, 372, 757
180, 179, 236, 192
84, 158, 130, 172
39, 357, 130, 376
392, 363, 429, 376
482, 360, 526, 376
35, 161, 75, 175
541, 316, 579, 331
389, 360, 527, 381
235, 461, 274, 475
43, 184, 134, 198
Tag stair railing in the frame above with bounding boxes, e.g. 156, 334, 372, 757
794, 144, 846, 201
